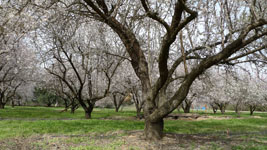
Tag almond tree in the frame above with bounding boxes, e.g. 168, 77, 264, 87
30, 0, 267, 140
35, 9, 124, 118
0, 42, 36, 109
244, 77, 267, 115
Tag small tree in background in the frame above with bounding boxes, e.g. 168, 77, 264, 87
33, 87, 59, 107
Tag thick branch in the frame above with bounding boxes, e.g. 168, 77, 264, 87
149, 19, 267, 122
140, 0, 170, 32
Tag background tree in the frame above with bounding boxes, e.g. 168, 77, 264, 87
33, 8, 125, 118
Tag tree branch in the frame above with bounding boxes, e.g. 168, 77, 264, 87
140, 0, 170, 33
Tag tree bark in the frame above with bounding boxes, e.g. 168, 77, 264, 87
0, 103, 4, 109
85, 107, 93, 119
11, 100, 15, 108
115, 107, 119, 112
220, 105, 225, 114
47, 103, 52, 107
84, 103, 94, 119
234, 100, 242, 117
136, 107, 143, 119
177, 107, 181, 112
216, 103, 227, 114
212, 107, 217, 114
113, 94, 123, 112
183, 104, 191, 113
71, 106, 75, 114
85, 111, 91, 119
182, 100, 192, 113
235, 106, 238, 114
0, 97, 5, 109
249, 106, 256, 115
235, 104, 241, 117
144, 118, 164, 141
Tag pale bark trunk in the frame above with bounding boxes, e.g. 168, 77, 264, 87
143, 87, 164, 140
158, 89, 167, 107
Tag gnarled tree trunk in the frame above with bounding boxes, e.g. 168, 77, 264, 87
144, 118, 164, 141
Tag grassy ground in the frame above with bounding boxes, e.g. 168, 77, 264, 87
0, 106, 266, 150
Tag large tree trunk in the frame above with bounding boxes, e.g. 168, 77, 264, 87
144, 118, 164, 140
144, 86, 165, 140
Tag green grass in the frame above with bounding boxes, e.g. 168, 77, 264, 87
175, 109, 267, 118
0, 106, 137, 120
0, 119, 144, 139
0, 106, 266, 139
0, 106, 266, 149
165, 118, 267, 134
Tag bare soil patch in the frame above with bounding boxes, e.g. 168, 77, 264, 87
1, 130, 266, 150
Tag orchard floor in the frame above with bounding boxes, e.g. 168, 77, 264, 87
0, 106, 266, 150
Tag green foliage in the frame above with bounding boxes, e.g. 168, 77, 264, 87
33, 87, 60, 107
